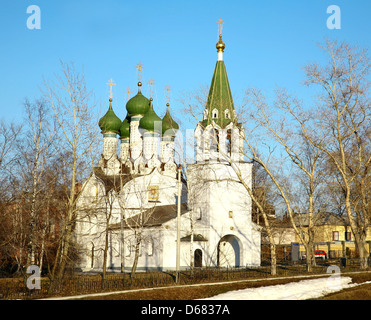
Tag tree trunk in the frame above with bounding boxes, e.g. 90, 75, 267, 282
130, 233, 141, 279
102, 226, 109, 287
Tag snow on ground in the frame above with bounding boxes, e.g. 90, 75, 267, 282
203, 276, 368, 300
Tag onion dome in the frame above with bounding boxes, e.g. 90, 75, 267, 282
119, 114, 130, 139
139, 98, 162, 133
126, 82, 150, 116
162, 103, 179, 137
98, 98, 122, 134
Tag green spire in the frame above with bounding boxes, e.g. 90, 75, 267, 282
202, 42, 235, 128
162, 103, 179, 137
98, 99, 122, 134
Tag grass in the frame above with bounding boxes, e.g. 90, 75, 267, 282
314, 272, 371, 300
76, 272, 371, 300
2, 265, 371, 300
79, 278, 309, 300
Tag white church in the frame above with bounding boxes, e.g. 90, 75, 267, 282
74, 28, 261, 272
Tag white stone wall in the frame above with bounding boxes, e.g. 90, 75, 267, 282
161, 138, 175, 164
187, 161, 260, 267
129, 117, 143, 161
102, 135, 117, 160
120, 139, 129, 163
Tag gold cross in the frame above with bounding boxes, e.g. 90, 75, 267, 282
125, 86, 132, 101
164, 84, 171, 103
148, 78, 155, 98
217, 18, 224, 37
106, 78, 116, 99
136, 62, 144, 81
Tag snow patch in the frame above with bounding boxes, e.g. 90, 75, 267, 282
202, 276, 364, 300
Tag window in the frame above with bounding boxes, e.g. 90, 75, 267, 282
225, 109, 230, 119
345, 232, 352, 241
226, 129, 232, 155
90, 215, 97, 234
212, 108, 218, 119
209, 129, 219, 152
229, 211, 233, 218
197, 208, 202, 220
203, 109, 208, 120
125, 241, 131, 257
148, 185, 159, 201
333, 231, 339, 241
194, 249, 203, 267
147, 239, 154, 256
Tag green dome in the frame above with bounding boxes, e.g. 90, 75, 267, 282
126, 82, 150, 116
139, 99, 162, 133
162, 103, 179, 137
98, 99, 122, 134
119, 114, 130, 139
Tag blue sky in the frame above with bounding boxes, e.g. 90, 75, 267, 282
0, 0, 370, 129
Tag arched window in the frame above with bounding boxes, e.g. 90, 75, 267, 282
212, 108, 218, 119
92, 183, 99, 202
194, 249, 203, 267
225, 109, 230, 119
209, 129, 219, 152
203, 109, 208, 120
197, 208, 202, 220
226, 129, 232, 155
126, 240, 131, 257
147, 238, 154, 256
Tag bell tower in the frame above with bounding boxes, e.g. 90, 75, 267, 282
187, 20, 260, 268
194, 21, 244, 164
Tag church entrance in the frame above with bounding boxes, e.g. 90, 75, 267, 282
217, 235, 241, 267
194, 249, 202, 267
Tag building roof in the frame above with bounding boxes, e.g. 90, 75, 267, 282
139, 99, 162, 133
162, 103, 179, 137
201, 39, 236, 129
181, 234, 208, 242
93, 166, 135, 192
126, 82, 150, 117
98, 99, 122, 134
293, 212, 350, 227
119, 114, 130, 139
109, 203, 188, 230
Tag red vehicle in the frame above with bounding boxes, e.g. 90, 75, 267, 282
314, 250, 327, 260
301, 250, 327, 260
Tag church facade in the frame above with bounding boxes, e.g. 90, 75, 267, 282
74, 31, 261, 272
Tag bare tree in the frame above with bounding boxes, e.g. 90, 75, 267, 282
42, 61, 99, 286
300, 40, 370, 269
244, 40, 370, 270
118, 179, 158, 278
244, 87, 328, 271
14, 99, 55, 269
0, 121, 22, 272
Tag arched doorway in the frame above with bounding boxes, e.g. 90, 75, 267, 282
217, 235, 241, 267
194, 249, 203, 268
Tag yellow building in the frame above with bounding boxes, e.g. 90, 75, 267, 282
293, 213, 371, 259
